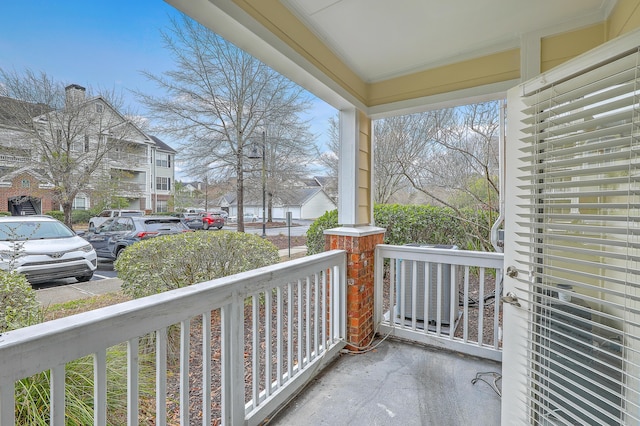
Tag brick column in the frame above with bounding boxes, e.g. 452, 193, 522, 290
325, 226, 385, 351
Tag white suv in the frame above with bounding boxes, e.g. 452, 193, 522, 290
0, 216, 97, 284
88, 209, 145, 229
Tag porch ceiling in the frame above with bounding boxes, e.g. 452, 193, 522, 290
165, 0, 616, 114
281, 0, 610, 83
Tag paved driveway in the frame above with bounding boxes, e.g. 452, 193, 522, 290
36, 277, 123, 307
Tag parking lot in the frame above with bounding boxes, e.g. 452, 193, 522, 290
35, 221, 311, 306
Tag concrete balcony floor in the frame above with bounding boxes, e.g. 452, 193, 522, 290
270, 338, 502, 425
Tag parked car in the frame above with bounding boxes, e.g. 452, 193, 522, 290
184, 207, 205, 214
210, 210, 229, 219
88, 209, 145, 229
0, 215, 97, 284
84, 216, 190, 260
228, 213, 259, 223
201, 212, 225, 230
175, 212, 204, 230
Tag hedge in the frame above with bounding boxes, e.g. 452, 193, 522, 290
306, 204, 494, 255
116, 231, 280, 298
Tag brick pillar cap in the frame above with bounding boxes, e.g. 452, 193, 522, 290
324, 226, 385, 237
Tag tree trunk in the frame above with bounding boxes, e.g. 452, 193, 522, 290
236, 141, 245, 233
62, 202, 73, 229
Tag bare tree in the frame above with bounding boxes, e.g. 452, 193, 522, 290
319, 103, 500, 248
400, 101, 501, 249
317, 116, 339, 203
244, 119, 317, 221
405, 102, 499, 210
137, 15, 314, 232
322, 111, 453, 204
374, 111, 453, 203
0, 69, 141, 227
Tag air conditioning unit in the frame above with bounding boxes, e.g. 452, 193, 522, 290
396, 244, 460, 328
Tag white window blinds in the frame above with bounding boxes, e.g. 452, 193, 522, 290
518, 48, 640, 425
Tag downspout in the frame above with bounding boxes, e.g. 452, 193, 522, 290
490, 99, 506, 253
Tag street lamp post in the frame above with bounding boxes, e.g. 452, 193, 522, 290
248, 131, 268, 238
260, 131, 266, 238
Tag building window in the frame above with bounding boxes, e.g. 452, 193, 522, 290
72, 196, 87, 210
96, 104, 104, 113
156, 177, 171, 191
156, 200, 168, 213
21, 179, 30, 188
156, 153, 171, 168
71, 140, 83, 152
84, 135, 90, 152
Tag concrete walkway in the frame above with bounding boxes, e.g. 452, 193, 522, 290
36, 246, 308, 306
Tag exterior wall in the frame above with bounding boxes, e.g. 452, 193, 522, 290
357, 111, 372, 225
151, 149, 175, 212
0, 115, 175, 215
151, 194, 172, 212
540, 23, 606, 72
0, 173, 57, 213
369, 49, 520, 107
0, 127, 30, 153
272, 206, 302, 220
300, 191, 336, 219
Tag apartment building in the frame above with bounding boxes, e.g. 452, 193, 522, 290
0, 84, 175, 214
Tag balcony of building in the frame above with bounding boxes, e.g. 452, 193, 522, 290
0, 242, 503, 425
106, 144, 149, 169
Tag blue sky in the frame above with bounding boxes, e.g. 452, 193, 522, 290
0, 1, 335, 176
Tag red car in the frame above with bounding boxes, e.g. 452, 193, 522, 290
201, 212, 225, 230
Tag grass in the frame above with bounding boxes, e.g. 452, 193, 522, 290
44, 293, 132, 321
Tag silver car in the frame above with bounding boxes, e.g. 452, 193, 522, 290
0, 215, 97, 284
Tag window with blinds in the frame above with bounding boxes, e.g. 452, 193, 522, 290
518, 49, 640, 425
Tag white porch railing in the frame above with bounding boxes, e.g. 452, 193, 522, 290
0, 250, 346, 425
374, 244, 504, 362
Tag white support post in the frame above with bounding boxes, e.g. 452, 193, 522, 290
338, 108, 359, 226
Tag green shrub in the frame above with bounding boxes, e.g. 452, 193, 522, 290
71, 209, 93, 224
116, 231, 280, 298
306, 209, 338, 255
0, 211, 10, 217
374, 204, 467, 246
0, 271, 40, 333
44, 210, 64, 221
307, 204, 496, 254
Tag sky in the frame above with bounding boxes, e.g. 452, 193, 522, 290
0, 0, 336, 178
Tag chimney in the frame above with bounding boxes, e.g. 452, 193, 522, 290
65, 84, 86, 108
